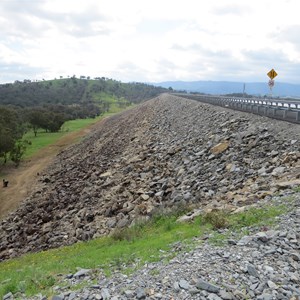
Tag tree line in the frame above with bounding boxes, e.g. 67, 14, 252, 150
0, 106, 27, 166
0, 103, 101, 166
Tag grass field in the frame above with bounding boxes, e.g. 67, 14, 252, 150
0, 115, 107, 181
23, 117, 102, 158
23, 103, 132, 159
0, 203, 288, 298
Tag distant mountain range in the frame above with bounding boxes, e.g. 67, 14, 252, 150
153, 81, 300, 98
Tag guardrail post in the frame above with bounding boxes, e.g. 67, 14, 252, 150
283, 110, 287, 119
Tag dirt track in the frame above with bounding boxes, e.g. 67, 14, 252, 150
0, 122, 101, 219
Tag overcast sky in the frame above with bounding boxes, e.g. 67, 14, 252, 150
1, 0, 300, 84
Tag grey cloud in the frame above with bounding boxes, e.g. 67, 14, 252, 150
0, 17, 49, 39
171, 44, 241, 77
172, 43, 233, 59
0, 0, 45, 16
0, 1, 111, 39
62, 19, 112, 38
112, 62, 149, 82
171, 44, 185, 51
171, 41, 299, 82
271, 62, 300, 84
272, 25, 300, 51
212, 4, 251, 16
186, 50, 263, 82
0, 0, 49, 37
0, 61, 46, 83
113, 61, 179, 83
89, 34, 300, 84
171, 43, 206, 52
137, 19, 186, 36
189, 54, 242, 72
187, 46, 300, 82
155, 58, 177, 70
243, 49, 289, 64
44, 5, 112, 38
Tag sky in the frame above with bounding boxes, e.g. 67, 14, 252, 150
1, 0, 300, 84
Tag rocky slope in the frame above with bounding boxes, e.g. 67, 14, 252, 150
18, 191, 300, 300
0, 94, 299, 260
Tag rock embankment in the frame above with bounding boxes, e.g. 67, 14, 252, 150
20, 191, 300, 300
0, 94, 300, 260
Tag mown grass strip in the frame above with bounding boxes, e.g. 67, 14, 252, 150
23, 116, 101, 158
23, 103, 133, 159
0, 202, 289, 298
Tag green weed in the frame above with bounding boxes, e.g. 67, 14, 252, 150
202, 209, 229, 229
208, 232, 230, 246
229, 204, 287, 229
0, 202, 289, 298
293, 186, 300, 193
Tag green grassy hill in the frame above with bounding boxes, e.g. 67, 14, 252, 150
0, 77, 168, 107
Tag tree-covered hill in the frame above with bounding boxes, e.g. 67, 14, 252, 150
0, 77, 167, 166
0, 77, 168, 107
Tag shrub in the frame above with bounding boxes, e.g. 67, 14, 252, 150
202, 209, 229, 229
110, 227, 142, 242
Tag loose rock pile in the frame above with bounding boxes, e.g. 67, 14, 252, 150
9, 191, 300, 300
0, 94, 299, 260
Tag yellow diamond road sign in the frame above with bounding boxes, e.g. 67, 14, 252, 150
267, 69, 278, 80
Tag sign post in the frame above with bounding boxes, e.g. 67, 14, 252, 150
267, 69, 278, 98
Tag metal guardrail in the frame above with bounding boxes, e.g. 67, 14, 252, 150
175, 94, 300, 124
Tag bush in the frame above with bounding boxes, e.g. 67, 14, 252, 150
110, 226, 143, 242
202, 209, 229, 229
9, 140, 29, 167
